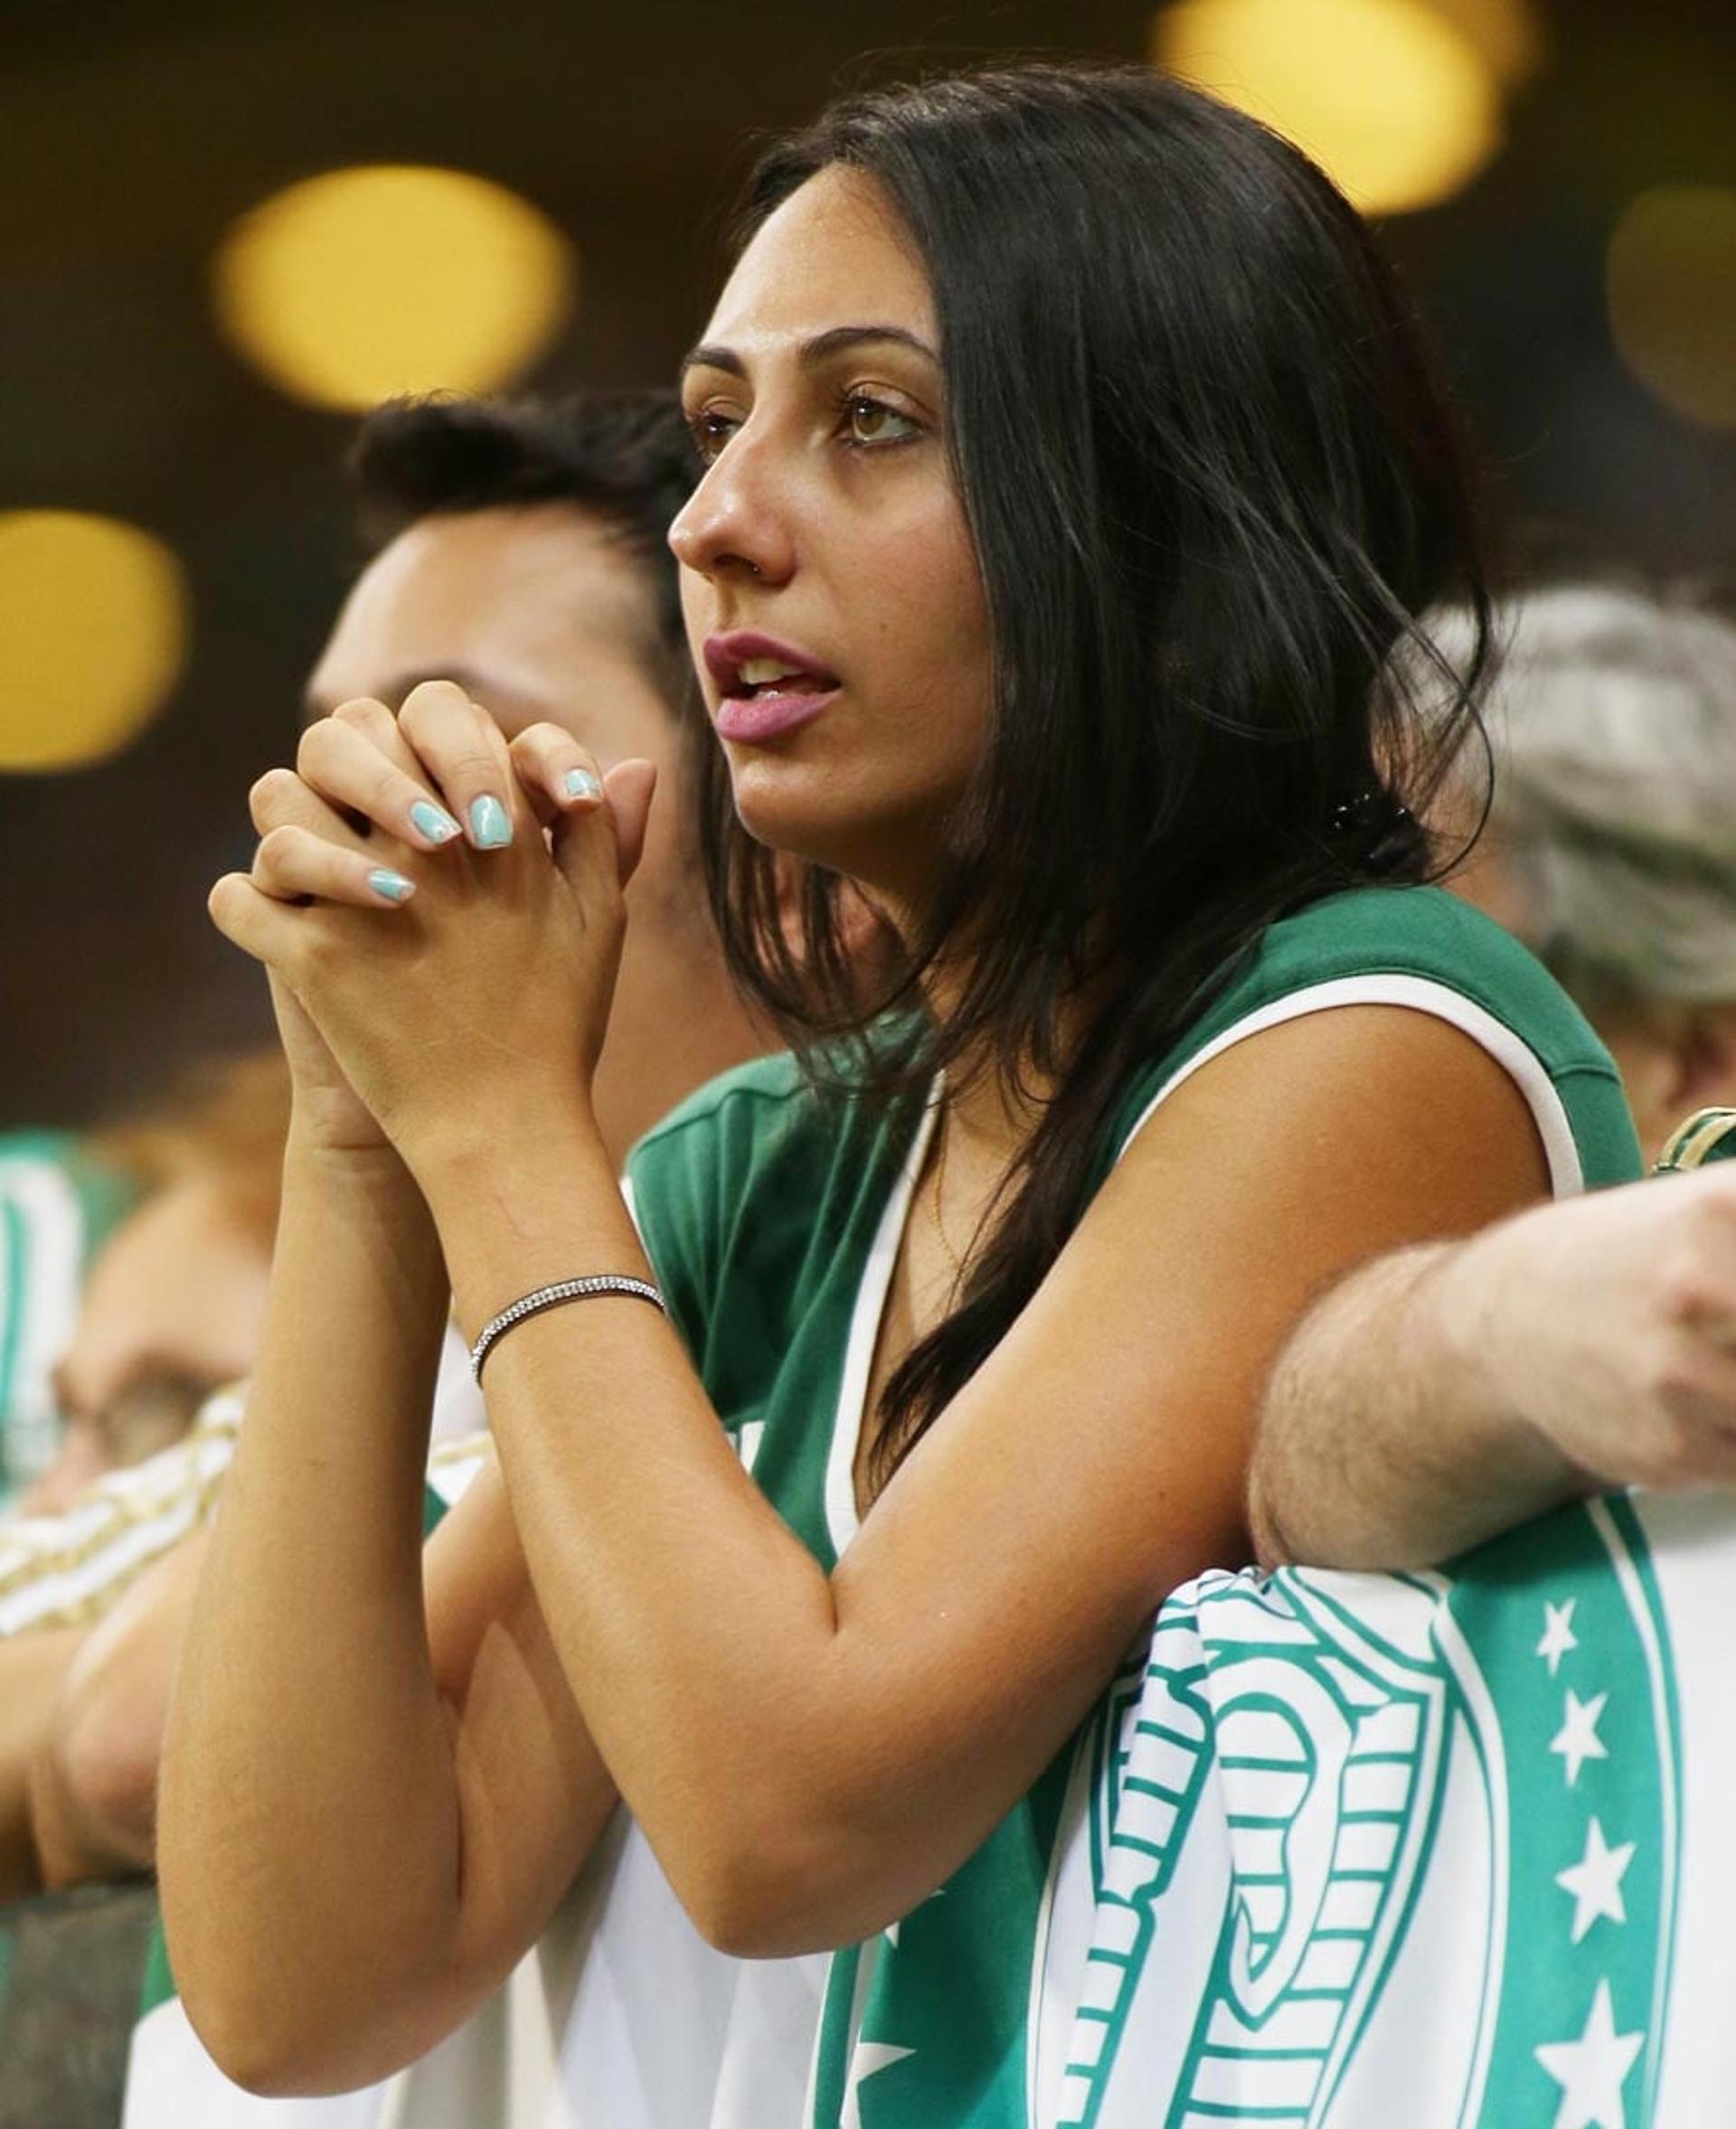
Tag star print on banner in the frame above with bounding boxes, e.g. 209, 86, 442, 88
841, 2042, 916, 2129
1556, 1818, 1636, 1945
1533, 1978, 1644, 2129
1550, 1689, 1610, 1788
1536, 1598, 1580, 1677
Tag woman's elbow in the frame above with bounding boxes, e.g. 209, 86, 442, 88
177, 1975, 342, 2098
687, 1882, 791, 1961
667, 1792, 912, 1959
670, 1838, 826, 1959
165, 1881, 445, 2096
176, 1962, 426, 2099
689, 1875, 855, 1962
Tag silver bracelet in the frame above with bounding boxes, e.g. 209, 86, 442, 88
468, 1275, 666, 1382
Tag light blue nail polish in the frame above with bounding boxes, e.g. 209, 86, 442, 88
564, 768, 603, 802
368, 868, 415, 904
410, 800, 460, 844
469, 795, 513, 848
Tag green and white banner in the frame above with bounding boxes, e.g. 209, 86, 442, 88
127, 1487, 1722, 2125
1028, 1491, 1686, 2129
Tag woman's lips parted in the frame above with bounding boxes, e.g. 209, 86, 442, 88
704, 630, 842, 743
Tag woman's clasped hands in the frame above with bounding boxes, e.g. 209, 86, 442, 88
208, 679, 658, 1167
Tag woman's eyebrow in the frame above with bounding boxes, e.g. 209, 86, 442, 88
680, 324, 939, 381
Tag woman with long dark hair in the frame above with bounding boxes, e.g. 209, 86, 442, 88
160, 67, 1639, 2123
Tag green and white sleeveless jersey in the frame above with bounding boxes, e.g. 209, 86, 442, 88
624, 884, 1640, 2129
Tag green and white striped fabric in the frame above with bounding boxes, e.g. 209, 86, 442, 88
0, 1390, 244, 1635
0, 1330, 486, 1639
0, 1132, 134, 1511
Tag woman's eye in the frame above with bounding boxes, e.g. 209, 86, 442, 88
844, 396, 920, 447
688, 408, 741, 464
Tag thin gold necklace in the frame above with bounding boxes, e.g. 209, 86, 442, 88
925, 1106, 968, 1290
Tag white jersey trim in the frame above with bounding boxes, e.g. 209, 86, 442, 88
826, 1094, 940, 1560
1113, 974, 1586, 1197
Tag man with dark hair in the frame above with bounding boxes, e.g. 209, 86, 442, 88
11, 388, 770, 1886
348, 390, 697, 674
313, 390, 753, 1166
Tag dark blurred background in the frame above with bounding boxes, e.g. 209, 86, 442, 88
3, 0, 1732, 1124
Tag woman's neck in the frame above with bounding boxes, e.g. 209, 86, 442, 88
939, 1058, 1045, 1166
914, 938, 1108, 1163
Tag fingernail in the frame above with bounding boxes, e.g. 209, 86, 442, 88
410, 800, 461, 845
468, 795, 513, 849
563, 768, 603, 803
368, 869, 416, 905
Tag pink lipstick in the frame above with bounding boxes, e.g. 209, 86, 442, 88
704, 631, 842, 744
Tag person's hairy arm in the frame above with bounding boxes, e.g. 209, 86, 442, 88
1250, 1166, 1736, 1570
1248, 1242, 1581, 1569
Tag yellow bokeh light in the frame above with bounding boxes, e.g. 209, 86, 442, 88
0, 512, 188, 773
213, 165, 576, 412
1428, 0, 1543, 89
1608, 185, 1736, 431
1152, 0, 1504, 215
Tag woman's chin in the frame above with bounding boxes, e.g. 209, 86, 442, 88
725, 753, 950, 917
728, 759, 855, 869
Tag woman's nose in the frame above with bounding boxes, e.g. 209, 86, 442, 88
668, 433, 797, 588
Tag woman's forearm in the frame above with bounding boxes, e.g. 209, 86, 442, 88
1247, 1235, 1586, 1571
416, 1105, 857, 1939
158, 1135, 461, 2086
